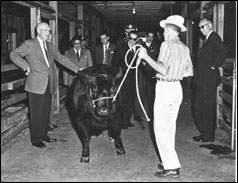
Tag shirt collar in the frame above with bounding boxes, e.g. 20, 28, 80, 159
37, 36, 44, 44
74, 48, 81, 53
104, 42, 109, 48
206, 30, 214, 41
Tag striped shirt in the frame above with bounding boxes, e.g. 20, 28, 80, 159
157, 38, 193, 81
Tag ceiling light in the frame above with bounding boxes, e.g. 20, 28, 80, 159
133, 7, 136, 14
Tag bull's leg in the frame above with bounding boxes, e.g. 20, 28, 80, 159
110, 119, 125, 155
76, 122, 91, 163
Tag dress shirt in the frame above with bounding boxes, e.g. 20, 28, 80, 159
157, 38, 193, 81
37, 37, 49, 67
73, 48, 81, 60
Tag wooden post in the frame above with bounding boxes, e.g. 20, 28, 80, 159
216, 3, 225, 128
181, 2, 187, 44
91, 15, 96, 50
69, 22, 76, 40
30, 7, 41, 38
49, 1, 59, 114
231, 61, 236, 150
77, 5, 83, 35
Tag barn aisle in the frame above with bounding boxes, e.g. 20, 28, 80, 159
1, 97, 236, 182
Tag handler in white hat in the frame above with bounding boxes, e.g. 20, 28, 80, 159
138, 15, 193, 178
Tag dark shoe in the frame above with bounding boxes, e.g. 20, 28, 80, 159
48, 126, 54, 132
193, 135, 214, 142
154, 168, 180, 178
50, 124, 58, 129
127, 122, 134, 127
157, 163, 164, 171
122, 122, 134, 129
201, 139, 214, 142
134, 116, 143, 122
192, 135, 203, 142
32, 142, 46, 148
43, 137, 57, 143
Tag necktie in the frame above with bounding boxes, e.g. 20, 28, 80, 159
104, 46, 108, 64
43, 42, 49, 67
76, 49, 80, 62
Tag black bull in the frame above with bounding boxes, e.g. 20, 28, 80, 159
67, 64, 126, 162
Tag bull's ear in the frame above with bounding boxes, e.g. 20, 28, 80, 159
77, 71, 95, 85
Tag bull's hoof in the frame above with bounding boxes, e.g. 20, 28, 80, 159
116, 148, 125, 155
80, 156, 90, 163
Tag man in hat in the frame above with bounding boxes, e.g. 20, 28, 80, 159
63, 35, 93, 86
117, 24, 138, 45
138, 15, 193, 178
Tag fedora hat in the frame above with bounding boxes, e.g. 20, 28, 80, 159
160, 15, 187, 32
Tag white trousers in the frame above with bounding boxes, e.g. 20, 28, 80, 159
153, 80, 182, 170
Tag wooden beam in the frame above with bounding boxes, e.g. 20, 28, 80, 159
1, 64, 19, 72
219, 90, 232, 104
219, 104, 232, 122
221, 76, 233, 87
1, 93, 27, 110
1, 78, 25, 92
1, 106, 28, 133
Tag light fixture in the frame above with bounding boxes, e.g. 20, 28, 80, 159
132, 7, 136, 14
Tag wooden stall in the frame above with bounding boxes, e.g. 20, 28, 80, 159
1, 1, 118, 152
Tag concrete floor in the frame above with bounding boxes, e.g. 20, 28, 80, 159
1, 96, 236, 182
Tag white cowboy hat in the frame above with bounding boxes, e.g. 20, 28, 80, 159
160, 15, 187, 32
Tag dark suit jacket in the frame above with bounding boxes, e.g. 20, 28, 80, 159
95, 42, 116, 66
194, 31, 228, 86
10, 38, 79, 94
141, 41, 160, 77
112, 43, 137, 74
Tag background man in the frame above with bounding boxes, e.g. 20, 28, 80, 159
112, 30, 144, 129
63, 35, 93, 86
95, 31, 116, 66
193, 17, 228, 142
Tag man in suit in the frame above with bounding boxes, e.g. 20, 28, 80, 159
112, 30, 143, 129
140, 31, 160, 120
63, 35, 93, 86
10, 22, 80, 148
193, 17, 228, 142
95, 31, 116, 66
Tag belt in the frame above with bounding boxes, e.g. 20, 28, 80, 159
157, 78, 180, 82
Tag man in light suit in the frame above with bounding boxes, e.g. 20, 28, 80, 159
63, 35, 93, 86
95, 31, 116, 66
193, 17, 228, 142
10, 22, 80, 148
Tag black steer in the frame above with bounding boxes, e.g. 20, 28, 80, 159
67, 64, 125, 163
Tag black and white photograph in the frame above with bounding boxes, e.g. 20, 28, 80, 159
1, 1, 237, 182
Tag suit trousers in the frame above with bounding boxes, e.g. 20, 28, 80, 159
154, 80, 182, 170
193, 83, 217, 140
122, 72, 142, 124
28, 81, 52, 144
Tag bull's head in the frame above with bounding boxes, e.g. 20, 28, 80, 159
78, 66, 123, 117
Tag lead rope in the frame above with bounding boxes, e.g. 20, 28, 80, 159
112, 44, 150, 122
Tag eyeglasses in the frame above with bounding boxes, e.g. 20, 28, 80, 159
73, 42, 81, 45
199, 23, 210, 29
129, 37, 137, 41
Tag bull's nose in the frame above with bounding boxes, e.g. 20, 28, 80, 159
98, 108, 109, 116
